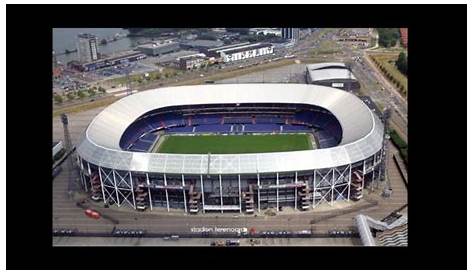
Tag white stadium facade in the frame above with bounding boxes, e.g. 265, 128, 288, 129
76, 84, 385, 214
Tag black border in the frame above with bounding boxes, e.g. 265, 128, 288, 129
6, 4, 467, 270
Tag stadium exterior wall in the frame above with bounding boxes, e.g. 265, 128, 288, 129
77, 149, 383, 213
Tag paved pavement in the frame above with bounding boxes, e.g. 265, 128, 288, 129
53, 236, 360, 246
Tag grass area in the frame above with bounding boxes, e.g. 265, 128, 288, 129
389, 128, 408, 166
104, 67, 180, 87
154, 134, 313, 154
369, 53, 408, 96
53, 96, 119, 117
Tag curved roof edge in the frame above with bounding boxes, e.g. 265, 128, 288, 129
77, 84, 384, 174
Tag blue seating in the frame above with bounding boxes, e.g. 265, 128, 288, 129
120, 106, 344, 151
141, 133, 157, 142
167, 126, 193, 133
195, 124, 231, 133
224, 117, 253, 124
282, 125, 310, 132
244, 124, 281, 132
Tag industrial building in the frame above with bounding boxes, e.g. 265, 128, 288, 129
337, 28, 372, 48
136, 41, 180, 56
180, 39, 224, 52
76, 84, 384, 214
76, 33, 99, 63
306, 62, 360, 92
207, 42, 274, 63
281, 28, 300, 41
400, 28, 408, 48
249, 28, 282, 36
179, 55, 207, 70
70, 51, 146, 72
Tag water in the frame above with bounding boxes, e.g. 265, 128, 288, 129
53, 28, 140, 64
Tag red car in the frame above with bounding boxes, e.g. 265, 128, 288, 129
85, 209, 101, 219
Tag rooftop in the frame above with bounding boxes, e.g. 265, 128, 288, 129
77, 84, 383, 174
181, 39, 224, 48
306, 63, 357, 82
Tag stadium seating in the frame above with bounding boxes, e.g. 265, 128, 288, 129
244, 124, 281, 133
195, 124, 231, 133
167, 126, 194, 133
119, 104, 344, 151
282, 125, 311, 132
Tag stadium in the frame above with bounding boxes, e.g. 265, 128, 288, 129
76, 84, 385, 214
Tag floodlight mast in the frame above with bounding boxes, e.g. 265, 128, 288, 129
61, 113, 80, 196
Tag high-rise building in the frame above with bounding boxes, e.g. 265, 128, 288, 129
76, 33, 99, 63
281, 28, 300, 41
52, 50, 57, 68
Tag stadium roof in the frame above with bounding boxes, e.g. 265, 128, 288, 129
77, 84, 383, 174
306, 62, 357, 83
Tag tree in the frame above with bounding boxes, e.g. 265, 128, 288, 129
77, 90, 86, 99
396, 52, 408, 75
66, 93, 75, 101
54, 95, 63, 104
88, 89, 96, 97
98, 86, 106, 93
377, 28, 400, 48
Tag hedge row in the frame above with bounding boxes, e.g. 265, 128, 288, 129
389, 129, 408, 166
370, 55, 407, 96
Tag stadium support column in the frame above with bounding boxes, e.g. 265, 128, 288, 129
294, 171, 298, 210
347, 164, 352, 201
219, 174, 224, 213
331, 168, 335, 206
362, 159, 366, 190
238, 174, 242, 213
129, 171, 136, 209
200, 175, 206, 214
312, 169, 316, 208
372, 154, 376, 187
79, 157, 87, 191
163, 174, 170, 212
182, 174, 187, 213
257, 173, 261, 212
112, 170, 121, 207
276, 173, 279, 211
378, 151, 383, 182
146, 173, 153, 211
96, 164, 106, 203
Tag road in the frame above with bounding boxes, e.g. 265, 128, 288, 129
53, 236, 360, 246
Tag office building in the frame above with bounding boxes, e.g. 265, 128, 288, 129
76, 33, 99, 63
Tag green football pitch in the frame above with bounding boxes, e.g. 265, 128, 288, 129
153, 134, 314, 154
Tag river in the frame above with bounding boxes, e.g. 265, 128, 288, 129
53, 28, 144, 64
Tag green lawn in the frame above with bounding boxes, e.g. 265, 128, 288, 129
154, 134, 313, 154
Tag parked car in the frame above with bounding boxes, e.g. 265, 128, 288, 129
226, 240, 240, 246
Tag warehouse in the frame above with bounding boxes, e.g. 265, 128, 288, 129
207, 42, 274, 63
306, 62, 360, 92
136, 41, 180, 56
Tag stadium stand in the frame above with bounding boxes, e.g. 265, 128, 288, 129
119, 103, 344, 152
